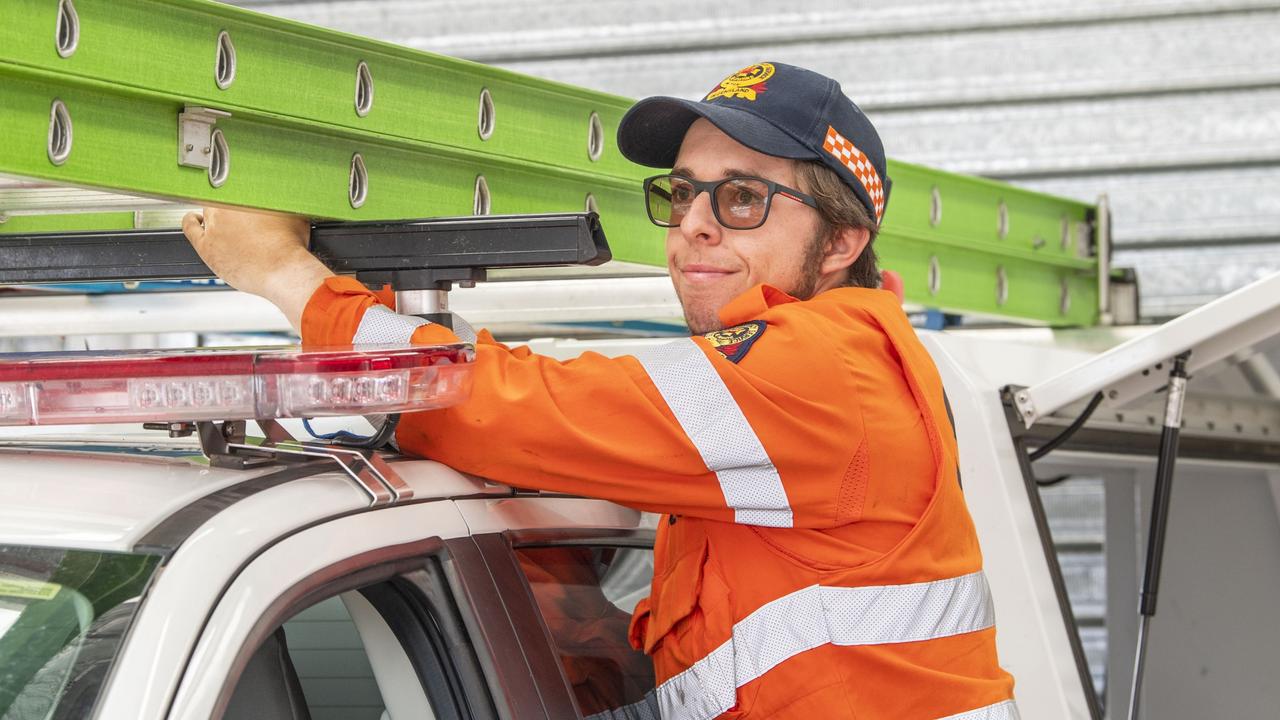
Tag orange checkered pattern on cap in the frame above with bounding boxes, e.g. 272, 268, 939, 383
821, 125, 885, 223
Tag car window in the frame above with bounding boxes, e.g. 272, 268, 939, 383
0, 545, 159, 720
514, 546, 655, 718
225, 583, 450, 720
281, 594, 394, 720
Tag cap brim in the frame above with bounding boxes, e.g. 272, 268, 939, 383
617, 96, 813, 169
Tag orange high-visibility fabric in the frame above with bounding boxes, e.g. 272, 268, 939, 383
302, 275, 1015, 718
304, 277, 931, 539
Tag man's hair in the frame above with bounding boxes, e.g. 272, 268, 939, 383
794, 160, 880, 289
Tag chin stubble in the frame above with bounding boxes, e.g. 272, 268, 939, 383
679, 229, 829, 334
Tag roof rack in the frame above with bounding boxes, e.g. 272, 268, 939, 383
0, 212, 609, 328
0, 0, 1135, 326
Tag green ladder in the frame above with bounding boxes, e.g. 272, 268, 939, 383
0, 0, 1116, 326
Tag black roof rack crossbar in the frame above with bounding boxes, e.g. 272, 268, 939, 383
0, 212, 611, 287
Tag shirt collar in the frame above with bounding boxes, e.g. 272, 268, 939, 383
717, 283, 799, 326
715, 282, 902, 326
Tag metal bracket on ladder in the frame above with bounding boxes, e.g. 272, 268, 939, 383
177, 106, 231, 170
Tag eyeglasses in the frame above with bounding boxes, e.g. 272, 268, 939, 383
643, 174, 819, 231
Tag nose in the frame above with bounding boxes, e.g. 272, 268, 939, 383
678, 191, 722, 246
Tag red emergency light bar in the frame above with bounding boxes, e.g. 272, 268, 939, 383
0, 345, 475, 426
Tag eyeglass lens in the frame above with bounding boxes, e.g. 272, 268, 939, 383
646, 176, 772, 229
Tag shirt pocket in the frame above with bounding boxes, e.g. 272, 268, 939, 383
634, 535, 736, 680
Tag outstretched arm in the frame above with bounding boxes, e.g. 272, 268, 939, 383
182, 207, 333, 331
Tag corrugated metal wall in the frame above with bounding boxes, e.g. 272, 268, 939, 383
284, 597, 384, 720
231, 0, 1280, 321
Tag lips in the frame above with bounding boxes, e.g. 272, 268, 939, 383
680, 264, 738, 283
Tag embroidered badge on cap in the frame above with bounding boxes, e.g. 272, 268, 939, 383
702, 321, 767, 363
705, 63, 775, 102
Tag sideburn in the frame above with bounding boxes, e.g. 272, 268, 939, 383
789, 228, 831, 301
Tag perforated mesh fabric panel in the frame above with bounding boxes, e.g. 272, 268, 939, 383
938, 700, 1022, 720
583, 690, 663, 720
836, 441, 870, 524
352, 305, 430, 345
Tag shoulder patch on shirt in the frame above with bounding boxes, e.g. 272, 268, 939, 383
702, 320, 766, 363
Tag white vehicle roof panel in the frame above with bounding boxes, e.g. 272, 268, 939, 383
0, 436, 516, 553
0, 444, 283, 552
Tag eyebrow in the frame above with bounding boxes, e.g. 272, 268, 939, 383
670, 166, 776, 180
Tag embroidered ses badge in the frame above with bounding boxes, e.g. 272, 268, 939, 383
705, 63, 775, 102
702, 320, 767, 363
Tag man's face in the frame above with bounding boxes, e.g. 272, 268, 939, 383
667, 119, 827, 334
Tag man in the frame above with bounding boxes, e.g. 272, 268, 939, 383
185, 62, 1018, 719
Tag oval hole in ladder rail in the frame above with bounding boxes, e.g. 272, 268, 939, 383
473, 175, 491, 215
355, 61, 374, 117
349, 153, 368, 208
215, 31, 236, 90
55, 0, 79, 58
477, 88, 495, 140
208, 129, 230, 188
0, 345, 475, 427
47, 100, 73, 166
588, 111, 604, 161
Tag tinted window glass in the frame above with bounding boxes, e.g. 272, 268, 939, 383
280, 594, 397, 720
515, 546, 655, 717
0, 545, 159, 720
228, 587, 449, 720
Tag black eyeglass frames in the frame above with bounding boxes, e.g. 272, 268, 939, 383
643, 174, 819, 230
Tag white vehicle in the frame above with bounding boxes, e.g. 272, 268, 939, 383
4, 271, 1279, 720
0, 344, 659, 720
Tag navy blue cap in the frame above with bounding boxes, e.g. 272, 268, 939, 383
617, 62, 890, 225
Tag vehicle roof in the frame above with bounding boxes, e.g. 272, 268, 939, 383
0, 436, 508, 553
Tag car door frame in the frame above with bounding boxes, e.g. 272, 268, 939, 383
162, 499, 548, 720
465, 525, 658, 719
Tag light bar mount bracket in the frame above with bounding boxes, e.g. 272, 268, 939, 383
182, 418, 411, 507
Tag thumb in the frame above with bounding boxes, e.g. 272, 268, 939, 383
181, 211, 206, 242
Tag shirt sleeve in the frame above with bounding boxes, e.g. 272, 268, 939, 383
301, 277, 869, 528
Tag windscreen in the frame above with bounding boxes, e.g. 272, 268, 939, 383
0, 546, 159, 720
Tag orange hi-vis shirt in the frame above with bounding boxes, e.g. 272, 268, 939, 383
303, 276, 1018, 719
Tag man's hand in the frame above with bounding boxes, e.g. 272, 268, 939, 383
182, 207, 334, 331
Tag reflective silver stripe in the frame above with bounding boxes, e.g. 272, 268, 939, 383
583, 690, 662, 720
939, 699, 1021, 720
352, 305, 430, 344
657, 571, 997, 720
635, 338, 792, 527
451, 313, 478, 344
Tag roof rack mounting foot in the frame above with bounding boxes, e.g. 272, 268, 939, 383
194, 420, 274, 470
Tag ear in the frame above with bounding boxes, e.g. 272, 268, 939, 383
819, 225, 871, 277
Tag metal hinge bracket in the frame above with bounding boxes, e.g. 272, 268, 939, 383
178, 106, 231, 170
